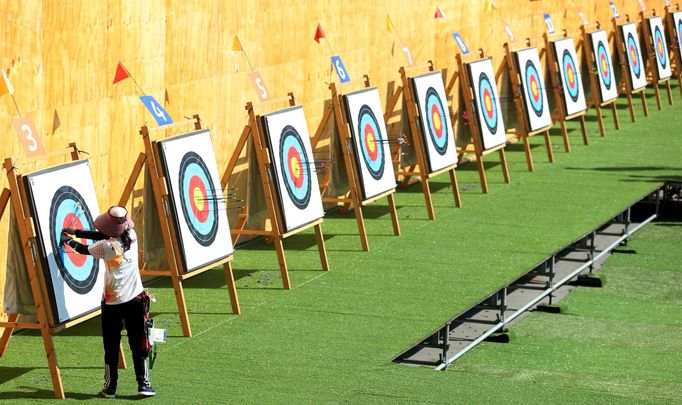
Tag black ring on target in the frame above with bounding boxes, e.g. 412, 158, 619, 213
477, 72, 498, 134
279, 125, 312, 209
424, 88, 449, 155
178, 152, 219, 246
561, 49, 580, 102
596, 41, 613, 90
357, 105, 386, 179
626, 32, 642, 78
524, 60, 544, 117
678, 21, 682, 55
654, 26, 667, 70
49, 186, 99, 294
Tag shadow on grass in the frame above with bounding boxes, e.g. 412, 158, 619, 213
565, 166, 682, 183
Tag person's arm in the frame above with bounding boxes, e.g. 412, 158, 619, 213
61, 234, 91, 255
60, 234, 116, 261
62, 227, 108, 241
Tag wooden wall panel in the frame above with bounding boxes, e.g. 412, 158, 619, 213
0, 0, 660, 321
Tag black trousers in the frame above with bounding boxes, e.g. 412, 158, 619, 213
101, 297, 149, 389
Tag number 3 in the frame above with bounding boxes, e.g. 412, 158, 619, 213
21, 124, 38, 152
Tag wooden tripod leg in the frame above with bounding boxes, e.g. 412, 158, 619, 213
386, 193, 401, 236
0, 313, 18, 356
499, 149, 511, 184
544, 130, 555, 163
611, 102, 621, 130
118, 344, 127, 369
313, 224, 329, 272
41, 326, 64, 399
579, 115, 589, 145
273, 237, 291, 289
477, 154, 489, 194
522, 135, 534, 172
665, 80, 673, 105
350, 192, 369, 251
223, 261, 241, 315
653, 82, 663, 110
170, 272, 192, 337
560, 120, 571, 152
421, 175, 436, 220
626, 89, 637, 122
449, 168, 462, 208
641, 90, 649, 117
596, 104, 606, 137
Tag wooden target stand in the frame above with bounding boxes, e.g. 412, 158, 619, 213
453, 51, 511, 194
543, 31, 590, 153
613, 16, 650, 122
641, 9, 674, 110
0, 144, 125, 399
310, 75, 400, 250
665, 3, 682, 98
119, 115, 241, 338
580, 22, 621, 137
503, 39, 555, 172
221, 93, 330, 290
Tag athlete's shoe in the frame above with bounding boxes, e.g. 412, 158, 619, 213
138, 383, 156, 397
101, 387, 116, 398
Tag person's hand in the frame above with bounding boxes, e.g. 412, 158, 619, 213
62, 226, 77, 235
60, 232, 72, 246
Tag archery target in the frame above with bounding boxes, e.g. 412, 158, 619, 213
261, 106, 324, 232
343, 87, 397, 200
620, 23, 647, 90
23, 160, 104, 325
411, 71, 459, 172
673, 12, 682, 66
514, 47, 552, 131
553, 38, 587, 115
158, 129, 234, 272
589, 30, 618, 103
467, 58, 507, 150
648, 16, 672, 80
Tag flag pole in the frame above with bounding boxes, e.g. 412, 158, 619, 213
387, 15, 404, 44
10, 94, 21, 118
120, 63, 146, 96
237, 36, 256, 72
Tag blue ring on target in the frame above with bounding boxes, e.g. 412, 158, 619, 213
678, 22, 682, 55
627, 33, 642, 78
524, 60, 544, 117
562, 49, 580, 102
178, 152, 219, 246
357, 105, 386, 179
424, 88, 449, 155
477, 72, 498, 134
654, 26, 667, 70
279, 125, 312, 209
48, 186, 99, 294
596, 41, 613, 90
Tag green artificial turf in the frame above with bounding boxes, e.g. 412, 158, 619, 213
1, 89, 681, 403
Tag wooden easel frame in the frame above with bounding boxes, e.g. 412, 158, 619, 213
310, 75, 400, 250
0, 144, 125, 399
221, 93, 330, 290
503, 40, 555, 172
119, 115, 241, 338
640, 9, 674, 109
543, 31, 590, 152
664, 3, 682, 98
454, 51, 511, 194
580, 22, 621, 137
613, 15, 650, 122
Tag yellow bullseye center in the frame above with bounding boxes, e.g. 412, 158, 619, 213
531, 80, 538, 95
484, 94, 492, 111
367, 134, 377, 153
568, 68, 575, 83
432, 112, 442, 131
291, 158, 301, 178
193, 187, 205, 211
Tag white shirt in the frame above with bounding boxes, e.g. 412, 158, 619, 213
87, 229, 143, 305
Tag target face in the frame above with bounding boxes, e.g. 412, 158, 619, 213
621, 23, 647, 90
411, 71, 459, 172
648, 17, 672, 80
467, 58, 506, 150
675, 12, 682, 65
178, 152, 219, 246
514, 47, 552, 131
158, 130, 234, 273
23, 160, 104, 325
343, 87, 397, 200
279, 125, 312, 209
553, 38, 587, 115
589, 30, 618, 102
262, 106, 324, 232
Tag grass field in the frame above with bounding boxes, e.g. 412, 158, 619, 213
1, 90, 681, 403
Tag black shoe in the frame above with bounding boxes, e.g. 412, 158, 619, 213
138, 384, 156, 397
101, 387, 116, 398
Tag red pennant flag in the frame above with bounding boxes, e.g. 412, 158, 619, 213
314, 24, 326, 44
434, 6, 445, 19
112, 62, 130, 84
